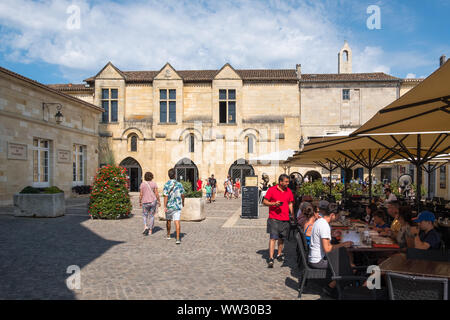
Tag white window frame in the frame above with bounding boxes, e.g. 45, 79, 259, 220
32, 138, 50, 188
342, 89, 350, 100
219, 89, 236, 124
73, 144, 86, 186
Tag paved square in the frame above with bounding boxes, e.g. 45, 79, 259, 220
0, 194, 325, 300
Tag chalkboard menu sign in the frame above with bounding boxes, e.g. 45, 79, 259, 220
241, 186, 259, 218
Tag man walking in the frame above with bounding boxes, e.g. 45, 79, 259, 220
163, 168, 185, 245
208, 174, 217, 202
263, 174, 294, 268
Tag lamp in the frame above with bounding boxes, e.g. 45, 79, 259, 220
42, 102, 63, 124
55, 105, 64, 124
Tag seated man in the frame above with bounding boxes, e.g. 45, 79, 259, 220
383, 188, 397, 205
411, 211, 441, 250
308, 200, 353, 296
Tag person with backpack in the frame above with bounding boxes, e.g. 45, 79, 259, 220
139, 172, 160, 236
163, 168, 185, 244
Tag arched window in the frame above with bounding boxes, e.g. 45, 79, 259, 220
247, 136, 254, 154
189, 134, 195, 153
129, 134, 138, 152
343, 50, 349, 61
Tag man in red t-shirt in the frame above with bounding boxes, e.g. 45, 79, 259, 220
263, 174, 294, 268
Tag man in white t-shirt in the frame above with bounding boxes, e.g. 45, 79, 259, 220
308, 200, 353, 269
383, 188, 397, 205
308, 200, 353, 296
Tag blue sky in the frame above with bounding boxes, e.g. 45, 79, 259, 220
0, 0, 449, 84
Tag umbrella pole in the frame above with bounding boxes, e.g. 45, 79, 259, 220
368, 149, 372, 202
427, 163, 431, 200
329, 168, 332, 196
416, 134, 422, 212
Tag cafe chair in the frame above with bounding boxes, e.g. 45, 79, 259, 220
386, 272, 448, 300
295, 231, 330, 299
406, 248, 450, 262
326, 247, 387, 300
287, 217, 298, 241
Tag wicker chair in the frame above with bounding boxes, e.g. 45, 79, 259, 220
326, 247, 387, 300
295, 230, 330, 298
386, 272, 448, 300
287, 217, 298, 241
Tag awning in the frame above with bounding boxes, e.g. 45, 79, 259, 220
250, 149, 295, 162
351, 60, 450, 136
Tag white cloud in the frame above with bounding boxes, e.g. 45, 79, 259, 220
0, 0, 434, 82
0, 0, 348, 81
405, 73, 416, 78
352, 46, 391, 74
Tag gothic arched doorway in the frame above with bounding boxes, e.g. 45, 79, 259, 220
228, 159, 255, 186
120, 157, 142, 192
305, 170, 322, 182
174, 158, 199, 191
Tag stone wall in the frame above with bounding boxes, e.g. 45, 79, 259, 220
0, 70, 101, 205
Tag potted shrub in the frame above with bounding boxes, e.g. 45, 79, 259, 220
14, 186, 65, 217
157, 180, 205, 221
88, 165, 132, 219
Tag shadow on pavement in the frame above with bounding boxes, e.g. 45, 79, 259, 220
257, 234, 329, 299
0, 214, 123, 299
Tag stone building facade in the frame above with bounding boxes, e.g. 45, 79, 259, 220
47, 42, 448, 198
0, 66, 103, 205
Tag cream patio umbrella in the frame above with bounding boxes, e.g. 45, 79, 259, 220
350, 61, 450, 208
351, 60, 450, 136
286, 134, 443, 199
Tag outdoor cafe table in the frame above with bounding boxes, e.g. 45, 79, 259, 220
331, 219, 402, 253
379, 253, 450, 279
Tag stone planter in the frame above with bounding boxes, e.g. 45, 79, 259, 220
13, 193, 65, 217
157, 196, 205, 221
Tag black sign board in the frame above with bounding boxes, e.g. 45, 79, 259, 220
241, 186, 259, 218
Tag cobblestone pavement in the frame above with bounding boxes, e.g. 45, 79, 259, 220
0, 194, 326, 300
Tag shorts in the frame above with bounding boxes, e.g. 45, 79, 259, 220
166, 209, 181, 221
206, 192, 212, 198
267, 218, 290, 240
212, 187, 216, 193
308, 258, 328, 269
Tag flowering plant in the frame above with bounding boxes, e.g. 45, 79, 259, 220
88, 165, 132, 219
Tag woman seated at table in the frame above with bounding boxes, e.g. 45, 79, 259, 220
395, 206, 416, 248
302, 205, 319, 246
371, 210, 390, 234
364, 203, 378, 225
297, 201, 313, 228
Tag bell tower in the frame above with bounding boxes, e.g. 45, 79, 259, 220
338, 40, 352, 74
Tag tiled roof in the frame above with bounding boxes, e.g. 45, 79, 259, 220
0, 65, 103, 112
83, 68, 399, 83
401, 78, 424, 82
47, 83, 93, 92
300, 72, 400, 82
